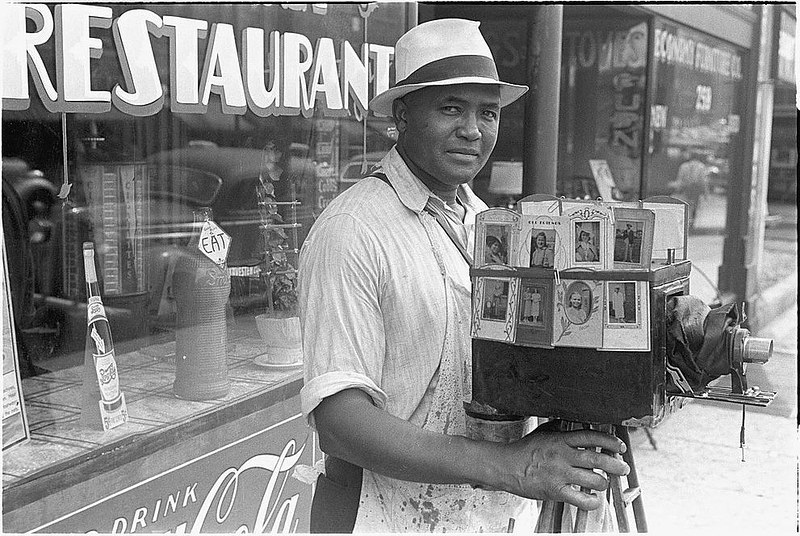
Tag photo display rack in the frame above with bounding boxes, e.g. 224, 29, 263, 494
470, 196, 694, 426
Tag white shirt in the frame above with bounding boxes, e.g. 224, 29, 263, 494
299, 147, 536, 532
299, 147, 482, 426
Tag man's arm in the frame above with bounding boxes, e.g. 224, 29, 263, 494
315, 388, 630, 511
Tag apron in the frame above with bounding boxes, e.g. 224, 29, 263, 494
351, 210, 537, 533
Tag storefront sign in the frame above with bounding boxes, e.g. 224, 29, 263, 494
2, 4, 394, 118
32, 414, 318, 533
653, 27, 743, 80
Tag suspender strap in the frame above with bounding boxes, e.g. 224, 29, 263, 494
370, 172, 474, 267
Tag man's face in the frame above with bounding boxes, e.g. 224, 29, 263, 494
395, 84, 501, 186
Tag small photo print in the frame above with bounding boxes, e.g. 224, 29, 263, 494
484, 224, 511, 265
574, 221, 601, 264
607, 282, 637, 324
482, 278, 510, 321
529, 229, 556, 268
614, 221, 644, 263
519, 284, 546, 326
564, 281, 593, 325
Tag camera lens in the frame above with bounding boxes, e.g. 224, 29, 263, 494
742, 335, 772, 364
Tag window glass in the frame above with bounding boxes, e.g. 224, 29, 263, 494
1, 2, 405, 479
558, 18, 649, 201
647, 19, 747, 232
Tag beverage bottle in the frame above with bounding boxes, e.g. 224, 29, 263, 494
80, 242, 126, 430
173, 207, 231, 400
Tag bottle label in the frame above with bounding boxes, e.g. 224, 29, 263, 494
93, 350, 120, 402
87, 298, 107, 324
99, 393, 128, 431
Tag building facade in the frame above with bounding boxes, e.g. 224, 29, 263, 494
1, 2, 793, 532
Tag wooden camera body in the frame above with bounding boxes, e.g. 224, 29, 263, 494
470, 196, 696, 428
471, 261, 692, 428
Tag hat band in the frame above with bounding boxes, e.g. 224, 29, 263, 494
395, 55, 499, 87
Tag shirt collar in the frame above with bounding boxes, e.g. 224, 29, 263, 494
379, 146, 485, 218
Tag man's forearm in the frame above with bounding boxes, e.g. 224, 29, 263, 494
314, 388, 631, 510
314, 388, 499, 488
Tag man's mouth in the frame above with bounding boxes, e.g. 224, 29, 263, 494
448, 149, 480, 158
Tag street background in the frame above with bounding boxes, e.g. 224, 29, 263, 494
627, 199, 798, 534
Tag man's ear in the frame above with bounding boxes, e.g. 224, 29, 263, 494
392, 98, 408, 133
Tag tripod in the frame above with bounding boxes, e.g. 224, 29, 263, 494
535, 424, 647, 533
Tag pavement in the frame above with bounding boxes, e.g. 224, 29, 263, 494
623, 200, 798, 535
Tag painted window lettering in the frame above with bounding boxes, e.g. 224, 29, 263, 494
1, 4, 394, 117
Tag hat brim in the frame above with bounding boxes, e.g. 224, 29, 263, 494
368, 77, 529, 116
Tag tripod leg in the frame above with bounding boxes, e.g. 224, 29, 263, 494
617, 426, 648, 533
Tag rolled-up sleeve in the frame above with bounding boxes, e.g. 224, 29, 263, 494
298, 211, 388, 427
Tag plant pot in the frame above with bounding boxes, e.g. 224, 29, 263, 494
254, 314, 303, 366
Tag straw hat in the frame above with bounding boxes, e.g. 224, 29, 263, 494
368, 18, 529, 116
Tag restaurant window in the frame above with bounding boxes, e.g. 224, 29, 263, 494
558, 17, 649, 201
2, 0, 406, 500
645, 19, 747, 232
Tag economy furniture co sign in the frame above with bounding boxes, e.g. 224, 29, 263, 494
1, 4, 395, 118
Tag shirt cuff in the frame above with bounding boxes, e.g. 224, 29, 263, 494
301, 371, 388, 428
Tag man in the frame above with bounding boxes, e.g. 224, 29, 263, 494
670, 149, 710, 229
299, 18, 629, 532
612, 286, 626, 322
623, 223, 635, 262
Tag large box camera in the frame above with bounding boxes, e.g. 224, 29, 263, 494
469, 196, 774, 427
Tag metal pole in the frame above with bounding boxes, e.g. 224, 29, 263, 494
524, 5, 563, 195
718, 5, 774, 315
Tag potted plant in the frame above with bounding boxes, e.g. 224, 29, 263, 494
253, 143, 303, 366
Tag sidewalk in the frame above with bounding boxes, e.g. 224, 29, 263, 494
627, 304, 798, 535
626, 200, 798, 535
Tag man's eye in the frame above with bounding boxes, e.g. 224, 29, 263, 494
483, 110, 498, 120
442, 106, 460, 114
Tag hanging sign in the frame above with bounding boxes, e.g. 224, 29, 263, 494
198, 221, 231, 265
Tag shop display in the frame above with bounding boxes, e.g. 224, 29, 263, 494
254, 156, 303, 368
80, 242, 128, 431
173, 208, 232, 401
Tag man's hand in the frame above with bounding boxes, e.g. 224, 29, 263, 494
488, 423, 630, 510
315, 389, 629, 512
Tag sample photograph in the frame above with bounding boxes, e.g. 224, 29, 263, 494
529, 229, 556, 268
564, 281, 593, 325
574, 221, 601, 264
483, 224, 511, 265
481, 278, 510, 321
614, 221, 643, 263
519, 284, 545, 326
608, 282, 637, 324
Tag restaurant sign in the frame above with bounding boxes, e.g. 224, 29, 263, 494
30, 414, 319, 534
1, 4, 395, 117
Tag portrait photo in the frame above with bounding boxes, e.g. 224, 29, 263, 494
564, 281, 592, 325
481, 278, 510, 321
612, 208, 655, 268
608, 282, 637, 324
483, 223, 511, 265
614, 221, 643, 263
574, 222, 601, 264
529, 229, 556, 268
519, 284, 545, 326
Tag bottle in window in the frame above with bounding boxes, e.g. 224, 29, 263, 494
80, 242, 128, 430
173, 207, 231, 400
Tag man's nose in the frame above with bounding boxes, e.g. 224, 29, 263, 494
457, 113, 482, 141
